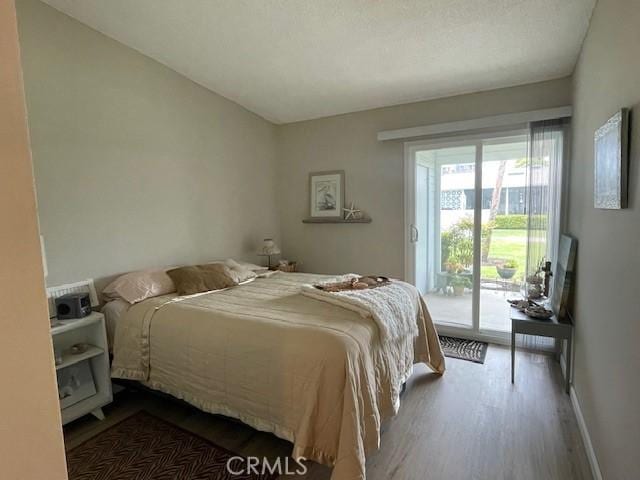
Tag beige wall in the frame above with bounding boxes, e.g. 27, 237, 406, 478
16, 0, 280, 287
0, 1, 68, 478
568, 0, 640, 478
277, 78, 572, 277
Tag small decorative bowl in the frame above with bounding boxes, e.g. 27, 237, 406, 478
70, 343, 89, 355
525, 307, 553, 320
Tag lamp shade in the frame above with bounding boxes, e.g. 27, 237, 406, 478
259, 238, 281, 256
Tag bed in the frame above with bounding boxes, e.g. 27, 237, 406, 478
109, 272, 445, 480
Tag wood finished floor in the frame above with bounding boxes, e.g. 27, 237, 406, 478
64, 345, 592, 480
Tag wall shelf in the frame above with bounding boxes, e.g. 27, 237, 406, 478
302, 217, 372, 224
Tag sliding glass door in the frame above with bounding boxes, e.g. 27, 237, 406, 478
415, 145, 477, 329
478, 137, 529, 331
407, 131, 532, 337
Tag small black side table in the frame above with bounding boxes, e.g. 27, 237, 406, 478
510, 307, 573, 394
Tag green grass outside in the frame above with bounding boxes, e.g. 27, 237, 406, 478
479, 229, 543, 281
440, 227, 544, 281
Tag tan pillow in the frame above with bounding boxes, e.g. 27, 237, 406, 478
167, 263, 237, 296
103, 269, 176, 304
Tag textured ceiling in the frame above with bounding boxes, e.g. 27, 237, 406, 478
40, 0, 595, 124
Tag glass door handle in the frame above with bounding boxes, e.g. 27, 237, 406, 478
410, 225, 419, 243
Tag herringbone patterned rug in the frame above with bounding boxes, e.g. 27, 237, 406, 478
439, 335, 488, 364
66, 411, 277, 479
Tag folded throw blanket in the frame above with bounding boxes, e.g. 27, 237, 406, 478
301, 274, 419, 343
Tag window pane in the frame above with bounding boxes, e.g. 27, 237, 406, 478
420, 145, 476, 329
479, 137, 528, 332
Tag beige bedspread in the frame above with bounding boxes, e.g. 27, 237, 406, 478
111, 272, 444, 480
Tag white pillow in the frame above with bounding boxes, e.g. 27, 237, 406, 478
224, 259, 258, 283
225, 259, 266, 272
102, 269, 176, 304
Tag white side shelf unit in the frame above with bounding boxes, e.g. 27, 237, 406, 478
51, 312, 112, 425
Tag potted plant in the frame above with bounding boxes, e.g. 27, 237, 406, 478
444, 260, 464, 275
496, 259, 518, 279
449, 275, 471, 296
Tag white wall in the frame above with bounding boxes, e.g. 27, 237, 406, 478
16, 0, 280, 287
277, 78, 572, 277
568, 0, 640, 478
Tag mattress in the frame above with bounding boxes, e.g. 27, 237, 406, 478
111, 272, 444, 480
101, 298, 130, 349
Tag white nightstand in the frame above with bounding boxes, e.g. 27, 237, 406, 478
51, 312, 112, 425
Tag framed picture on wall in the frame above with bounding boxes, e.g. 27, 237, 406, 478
309, 170, 345, 219
594, 108, 629, 209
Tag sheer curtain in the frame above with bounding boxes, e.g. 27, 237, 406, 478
520, 118, 570, 350
525, 119, 570, 291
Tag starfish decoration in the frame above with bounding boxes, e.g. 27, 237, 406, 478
343, 202, 362, 220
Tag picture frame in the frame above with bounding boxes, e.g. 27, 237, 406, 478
594, 108, 629, 209
57, 359, 97, 409
309, 170, 345, 219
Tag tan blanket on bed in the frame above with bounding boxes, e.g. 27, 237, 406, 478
111, 272, 444, 480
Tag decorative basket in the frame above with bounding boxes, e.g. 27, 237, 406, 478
277, 262, 297, 272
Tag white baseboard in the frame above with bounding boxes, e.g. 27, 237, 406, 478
570, 385, 603, 480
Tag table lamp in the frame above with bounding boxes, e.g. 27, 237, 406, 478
258, 238, 280, 268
